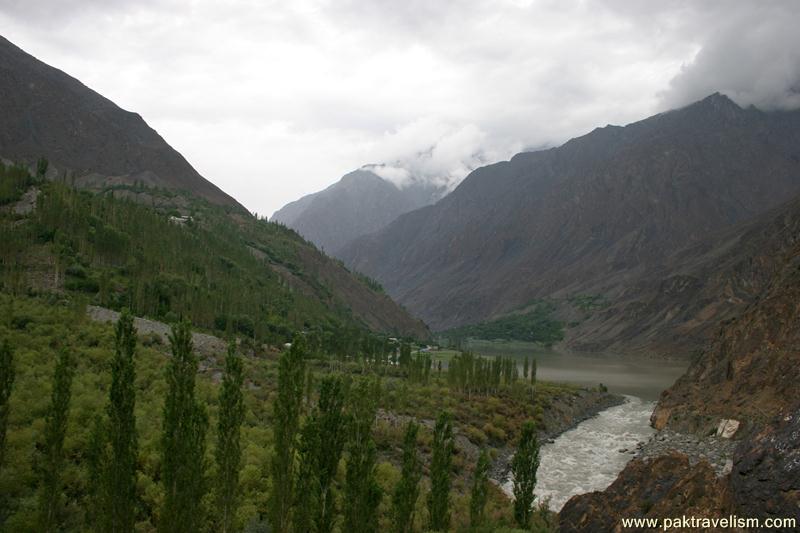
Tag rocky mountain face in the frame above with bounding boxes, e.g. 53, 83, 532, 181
0, 35, 244, 210
271, 168, 445, 256
340, 95, 800, 351
560, 196, 800, 530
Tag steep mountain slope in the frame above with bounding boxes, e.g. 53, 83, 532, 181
272, 168, 444, 255
560, 194, 800, 531
341, 95, 800, 343
0, 35, 243, 210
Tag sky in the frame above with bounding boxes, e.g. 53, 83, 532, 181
1, 0, 799, 217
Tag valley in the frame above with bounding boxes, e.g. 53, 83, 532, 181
2, 9, 800, 531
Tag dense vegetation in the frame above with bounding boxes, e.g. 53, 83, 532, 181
0, 293, 571, 531
0, 162, 407, 346
443, 303, 564, 345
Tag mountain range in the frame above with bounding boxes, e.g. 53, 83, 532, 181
271, 166, 446, 256
338, 94, 800, 356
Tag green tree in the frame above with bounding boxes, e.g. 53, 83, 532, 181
343, 378, 382, 533
269, 334, 307, 533
38, 348, 75, 532
531, 359, 537, 385
523, 356, 530, 380
293, 376, 347, 533
105, 310, 139, 532
159, 321, 209, 533
0, 339, 14, 469
216, 343, 245, 533
428, 411, 454, 532
512, 421, 540, 529
469, 448, 490, 528
392, 421, 421, 533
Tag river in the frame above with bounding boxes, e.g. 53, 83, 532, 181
473, 342, 688, 511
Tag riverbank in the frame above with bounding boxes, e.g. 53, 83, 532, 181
634, 427, 737, 476
489, 389, 625, 485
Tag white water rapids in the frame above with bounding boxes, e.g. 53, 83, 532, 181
501, 395, 656, 512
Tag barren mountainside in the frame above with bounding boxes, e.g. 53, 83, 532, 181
340, 94, 800, 356
0, 35, 244, 209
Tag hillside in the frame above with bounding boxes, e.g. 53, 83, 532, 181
272, 168, 445, 256
0, 162, 429, 342
0, 35, 243, 210
560, 193, 800, 531
340, 94, 800, 355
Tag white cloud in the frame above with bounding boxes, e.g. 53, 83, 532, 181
0, 0, 797, 217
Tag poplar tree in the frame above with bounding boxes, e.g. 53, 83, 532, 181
531, 359, 537, 385
104, 310, 139, 532
343, 379, 382, 533
0, 339, 14, 469
293, 376, 347, 533
523, 356, 530, 380
469, 448, 490, 528
269, 334, 307, 533
39, 348, 75, 532
160, 321, 208, 533
512, 421, 540, 529
392, 420, 421, 533
428, 411, 454, 532
216, 343, 245, 533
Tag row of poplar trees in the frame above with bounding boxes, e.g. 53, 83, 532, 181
0, 311, 246, 533
0, 321, 544, 532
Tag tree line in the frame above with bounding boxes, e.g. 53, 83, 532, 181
0, 317, 545, 532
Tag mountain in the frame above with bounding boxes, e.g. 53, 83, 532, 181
560, 192, 800, 530
340, 94, 800, 352
0, 35, 243, 210
271, 167, 445, 256
0, 36, 429, 340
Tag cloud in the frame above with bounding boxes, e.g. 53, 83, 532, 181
1, 1, 798, 217
361, 120, 505, 191
659, 2, 800, 110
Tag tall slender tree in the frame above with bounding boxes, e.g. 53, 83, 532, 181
512, 421, 540, 529
105, 310, 139, 532
269, 334, 307, 533
343, 378, 382, 533
292, 377, 348, 533
0, 339, 14, 469
216, 343, 245, 533
523, 356, 530, 380
392, 421, 421, 533
530, 359, 537, 385
469, 448, 490, 528
39, 348, 75, 532
159, 321, 208, 533
428, 411, 454, 532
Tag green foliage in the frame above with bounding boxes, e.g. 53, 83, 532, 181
343, 378, 382, 533
391, 421, 421, 533
428, 411, 454, 532
470, 448, 490, 528
568, 293, 608, 312
269, 334, 307, 533
511, 421, 540, 529
38, 347, 75, 532
444, 303, 564, 345
216, 343, 245, 533
0, 161, 39, 205
0, 338, 14, 469
294, 376, 347, 533
104, 309, 139, 533
159, 321, 208, 533
0, 177, 396, 345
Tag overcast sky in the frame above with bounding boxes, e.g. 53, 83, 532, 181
1, 0, 799, 216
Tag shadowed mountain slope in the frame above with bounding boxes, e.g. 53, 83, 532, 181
0, 35, 244, 210
341, 94, 800, 355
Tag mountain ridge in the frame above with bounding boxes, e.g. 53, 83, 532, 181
340, 93, 800, 357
